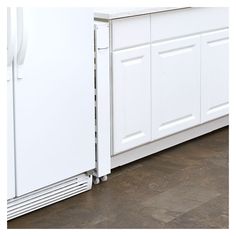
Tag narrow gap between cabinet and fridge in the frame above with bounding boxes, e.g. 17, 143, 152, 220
149, 14, 153, 142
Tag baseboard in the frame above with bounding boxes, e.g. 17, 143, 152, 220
7, 173, 92, 220
111, 115, 229, 169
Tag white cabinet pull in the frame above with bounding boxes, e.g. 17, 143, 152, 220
97, 47, 109, 50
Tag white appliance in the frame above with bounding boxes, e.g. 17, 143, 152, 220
7, 8, 95, 219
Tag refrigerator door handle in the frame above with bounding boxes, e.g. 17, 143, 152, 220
17, 7, 27, 79
7, 8, 16, 81
7, 8, 14, 67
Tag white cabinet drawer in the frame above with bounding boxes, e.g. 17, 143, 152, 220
151, 8, 229, 42
112, 14, 150, 50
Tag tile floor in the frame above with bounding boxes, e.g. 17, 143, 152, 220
8, 127, 229, 229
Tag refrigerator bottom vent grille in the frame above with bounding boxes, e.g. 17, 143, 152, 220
7, 174, 92, 220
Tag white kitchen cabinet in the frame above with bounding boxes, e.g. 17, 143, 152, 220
112, 45, 151, 154
94, 7, 228, 169
201, 29, 229, 122
151, 35, 201, 140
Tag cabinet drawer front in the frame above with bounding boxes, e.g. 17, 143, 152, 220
201, 29, 229, 122
112, 45, 151, 154
152, 35, 201, 140
151, 8, 228, 42
112, 14, 150, 50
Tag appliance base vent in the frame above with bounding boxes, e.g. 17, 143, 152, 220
7, 174, 92, 220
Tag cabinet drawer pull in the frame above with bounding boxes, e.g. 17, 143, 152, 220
98, 47, 109, 50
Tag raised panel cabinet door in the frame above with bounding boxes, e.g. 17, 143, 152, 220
201, 29, 229, 122
14, 8, 95, 196
152, 35, 201, 140
112, 45, 151, 154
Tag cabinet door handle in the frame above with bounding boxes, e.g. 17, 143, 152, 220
97, 47, 109, 50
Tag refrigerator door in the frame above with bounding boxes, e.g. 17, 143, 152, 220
7, 7, 16, 199
13, 8, 95, 196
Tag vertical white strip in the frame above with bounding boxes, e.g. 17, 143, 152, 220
0, 4, 8, 229
7, 7, 17, 200
94, 21, 111, 178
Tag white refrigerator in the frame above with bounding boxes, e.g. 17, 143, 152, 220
7, 7, 95, 210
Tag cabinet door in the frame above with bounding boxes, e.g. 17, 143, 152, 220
14, 8, 95, 196
112, 45, 151, 154
201, 29, 229, 122
152, 35, 201, 140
